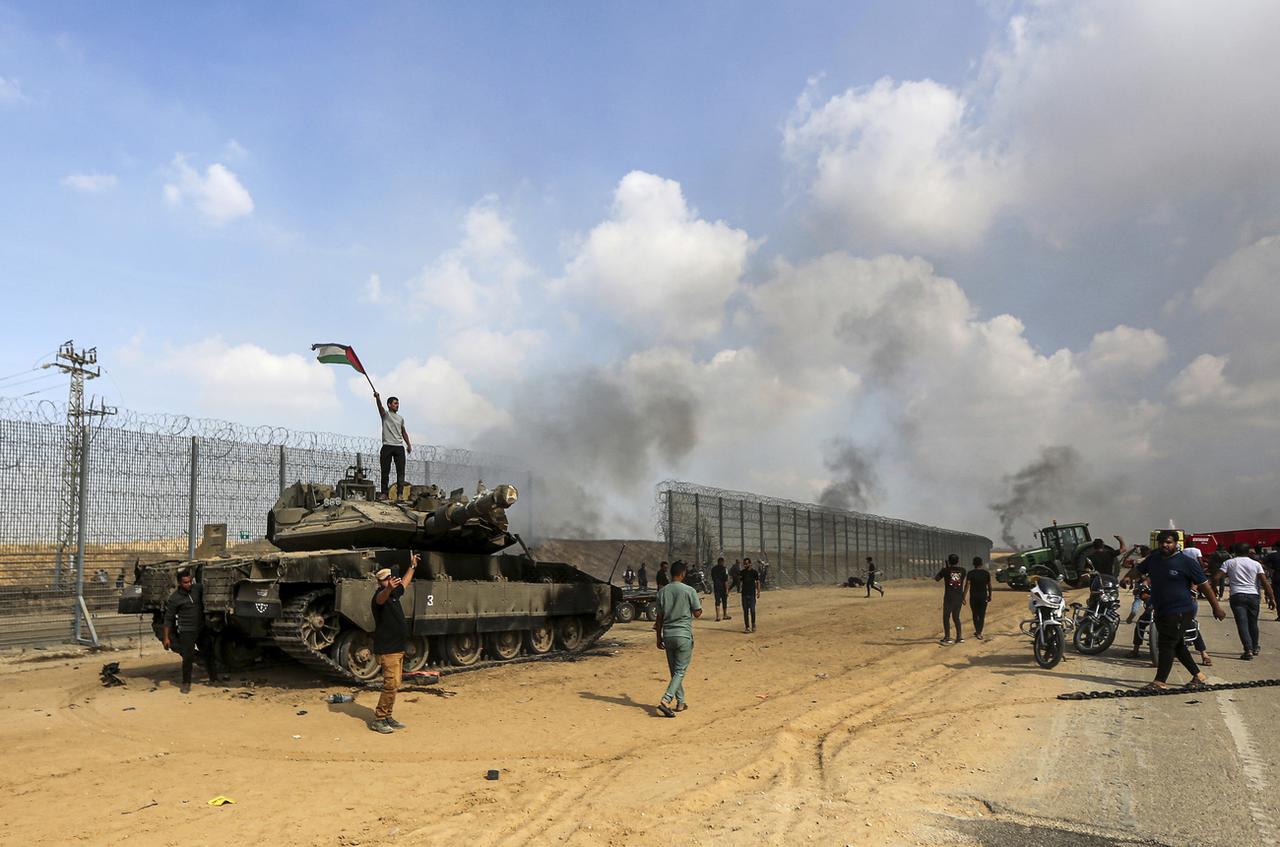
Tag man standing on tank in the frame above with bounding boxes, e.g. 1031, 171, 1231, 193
369, 552, 418, 734
654, 561, 702, 717
739, 558, 761, 632
966, 557, 993, 640
374, 392, 413, 499
162, 568, 219, 693
711, 556, 731, 621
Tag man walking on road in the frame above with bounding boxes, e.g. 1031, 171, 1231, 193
729, 559, 742, 594
368, 552, 418, 734
1124, 530, 1226, 691
637, 562, 648, 590
374, 392, 413, 499
654, 561, 702, 717
711, 556, 731, 622
865, 556, 884, 597
1221, 542, 1277, 659
739, 558, 761, 632
967, 557, 993, 639
935, 554, 967, 645
162, 568, 219, 693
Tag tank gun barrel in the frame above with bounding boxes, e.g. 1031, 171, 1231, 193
420, 483, 518, 537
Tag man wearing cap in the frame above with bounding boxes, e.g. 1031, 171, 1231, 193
369, 552, 418, 733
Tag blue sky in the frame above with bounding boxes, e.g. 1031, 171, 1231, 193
4, 2, 1280, 541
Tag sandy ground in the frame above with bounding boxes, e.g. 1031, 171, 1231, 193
0, 582, 1267, 846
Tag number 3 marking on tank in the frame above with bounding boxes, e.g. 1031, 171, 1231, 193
426, 595, 434, 606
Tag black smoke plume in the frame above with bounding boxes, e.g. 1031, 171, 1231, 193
817, 438, 879, 512
989, 445, 1082, 549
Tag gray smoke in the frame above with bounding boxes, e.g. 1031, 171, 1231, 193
817, 438, 879, 511
476, 369, 699, 539
988, 445, 1082, 549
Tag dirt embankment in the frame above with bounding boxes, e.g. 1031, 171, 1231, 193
529, 538, 668, 582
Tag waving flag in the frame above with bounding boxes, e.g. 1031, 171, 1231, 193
311, 343, 366, 374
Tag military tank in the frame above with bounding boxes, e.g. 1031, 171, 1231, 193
120, 460, 620, 683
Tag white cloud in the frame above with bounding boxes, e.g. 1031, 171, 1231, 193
446, 327, 549, 379
410, 199, 531, 322
363, 273, 384, 304
785, 3, 1280, 250
163, 154, 254, 225
61, 173, 119, 193
222, 139, 249, 161
559, 171, 757, 340
784, 78, 1011, 250
154, 337, 339, 420
0, 76, 25, 104
356, 356, 510, 445
1080, 325, 1169, 380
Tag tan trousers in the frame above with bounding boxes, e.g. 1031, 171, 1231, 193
375, 652, 403, 720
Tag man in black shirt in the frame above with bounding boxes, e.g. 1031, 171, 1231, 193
710, 556, 731, 621
637, 562, 649, 590
369, 552, 418, 734
729, 559, 742, 593
966, 557, 993, 639
739, 558, 761, 632
934, 554, 967, 645
865, 556, 884, 597
162, 568, 219, 693
656, 561, 670, 588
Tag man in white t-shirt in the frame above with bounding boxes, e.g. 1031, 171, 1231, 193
1222, 543, 1278, 660
374, 392, 413, 498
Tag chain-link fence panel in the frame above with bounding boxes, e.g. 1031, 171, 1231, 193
656, 481, 992, 588
0, 397, 534, 648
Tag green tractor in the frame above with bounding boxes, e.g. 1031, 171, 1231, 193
996, 521, 1099, 590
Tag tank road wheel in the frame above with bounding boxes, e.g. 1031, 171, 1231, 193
334, 629, 381, 683
403, 635, 431, 673
614, 601, 637, 624
524, 622, 555, 655
486, 630, 522, 661
555, 617, 585, 651
443, 633, 483, 666
643, 602, 658, 622
298, 591, 340, 652
214, 629, 262, 672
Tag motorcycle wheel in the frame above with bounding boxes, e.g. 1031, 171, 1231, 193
1034, 626, 1064, 669
1074, 619, 1118, 655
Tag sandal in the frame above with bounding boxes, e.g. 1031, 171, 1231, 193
1138, 681, 1166, 693
657, 700, 675, 718
1201, 656, 1213, 667
1184, 677, 1208, 691
674, 703, 688, 712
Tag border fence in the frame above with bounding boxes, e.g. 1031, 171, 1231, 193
0, 397, 533, 649
657, 481, 992, 587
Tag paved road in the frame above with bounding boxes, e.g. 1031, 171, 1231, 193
939, 605, 1280, 846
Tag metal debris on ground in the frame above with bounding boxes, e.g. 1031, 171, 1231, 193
99, 662, 125, 687
1058, 678, 1280, 700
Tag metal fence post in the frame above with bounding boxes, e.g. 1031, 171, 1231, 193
738, 499, 746, 561
665, 490, 674, 562
694, 492, 701, 565
72, 425, 90, 643
187, 436, 199, 561
278, 444, 286, 495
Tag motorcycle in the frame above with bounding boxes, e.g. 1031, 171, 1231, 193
1071, 573, 1121, 654
1020, 576, 1070, 669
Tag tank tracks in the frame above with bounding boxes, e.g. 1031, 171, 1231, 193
270, 589, 616, 687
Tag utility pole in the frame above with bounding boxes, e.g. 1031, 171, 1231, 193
48, 341, 115, 585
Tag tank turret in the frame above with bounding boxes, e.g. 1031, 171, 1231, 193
267, 460, 520, 554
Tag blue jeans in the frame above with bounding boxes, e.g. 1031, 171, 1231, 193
662, 634, 693, 705
1230, 594, 1261, 652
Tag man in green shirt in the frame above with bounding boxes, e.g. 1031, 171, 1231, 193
654, 561, 702, 717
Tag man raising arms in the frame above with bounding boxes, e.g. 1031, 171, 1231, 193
374, 392, 412, 499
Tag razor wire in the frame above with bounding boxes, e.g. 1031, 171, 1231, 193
0, 396, 533, 648
656, 480, 993, 588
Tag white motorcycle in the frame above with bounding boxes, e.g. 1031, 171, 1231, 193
1019, 576, 1070, 668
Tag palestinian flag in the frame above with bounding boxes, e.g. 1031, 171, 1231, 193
311, 343, 367, 374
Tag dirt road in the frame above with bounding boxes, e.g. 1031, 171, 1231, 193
1, 582, 1274, 846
